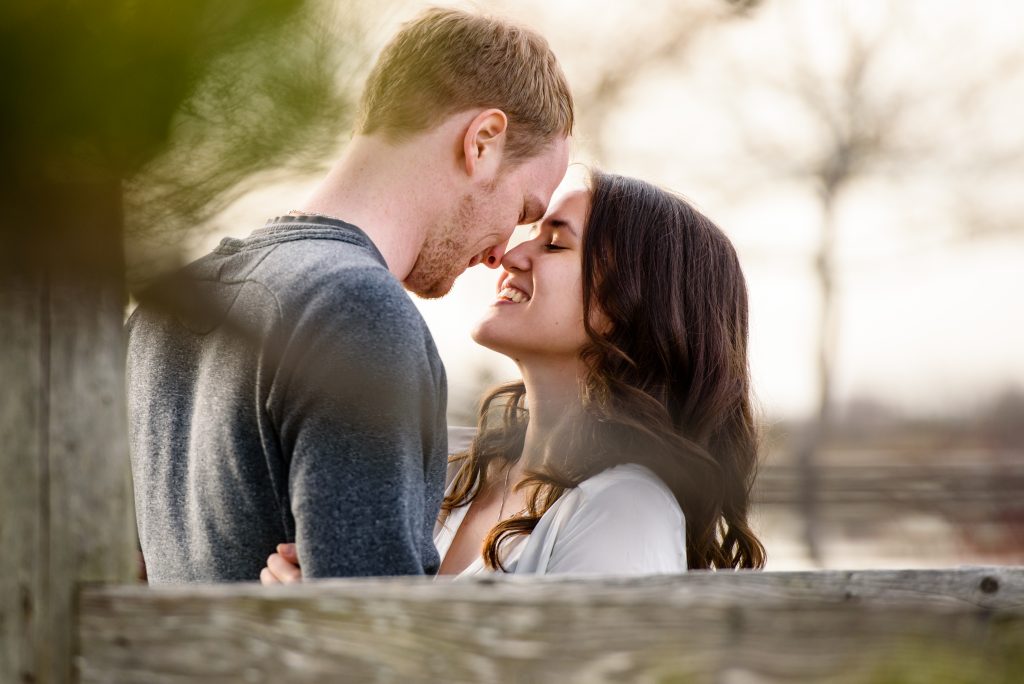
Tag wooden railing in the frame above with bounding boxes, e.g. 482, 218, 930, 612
755, 461, 1024, 513
78, 567, 1024, 683
453, 426, 1024, 520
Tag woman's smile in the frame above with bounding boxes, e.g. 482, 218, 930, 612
495, 287, 530, 304
494, 274, 533, 305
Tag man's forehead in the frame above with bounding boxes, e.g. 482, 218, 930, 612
548, 136, 571, 175
527, 136, 570, 176
536, 139, 571, 198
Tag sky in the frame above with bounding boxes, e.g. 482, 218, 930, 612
201, 0, 1024, 421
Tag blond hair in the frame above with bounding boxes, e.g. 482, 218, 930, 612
356, 7, 574, 163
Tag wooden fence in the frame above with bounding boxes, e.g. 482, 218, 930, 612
756, 461, 1024, 514
77, 567, 1024, 683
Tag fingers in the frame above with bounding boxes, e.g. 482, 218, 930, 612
266, 552, 303, 584
261, 544, 301, 586
277, 543, 299, 563
259, 566, 279, 585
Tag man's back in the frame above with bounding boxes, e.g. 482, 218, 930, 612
128, 216, 447, 582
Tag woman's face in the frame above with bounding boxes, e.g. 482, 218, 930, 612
471, 189, 591, 363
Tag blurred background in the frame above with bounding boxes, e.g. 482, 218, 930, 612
112, 0, 1024, 570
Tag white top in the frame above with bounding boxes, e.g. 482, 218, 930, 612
433, 461, 688, 578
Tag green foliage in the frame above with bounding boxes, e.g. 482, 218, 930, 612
1, 0, 370, 244
2, 0, 297, 177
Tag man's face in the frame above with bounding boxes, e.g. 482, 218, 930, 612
405, 136, 570, 299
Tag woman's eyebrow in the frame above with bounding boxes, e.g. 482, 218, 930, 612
547, 217, 578, 237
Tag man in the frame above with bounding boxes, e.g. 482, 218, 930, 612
127, 7, 572, 582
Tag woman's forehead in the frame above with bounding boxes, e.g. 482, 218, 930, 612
543, 188, 590, 222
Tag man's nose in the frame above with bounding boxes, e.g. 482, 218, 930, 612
482, 241, 507, 269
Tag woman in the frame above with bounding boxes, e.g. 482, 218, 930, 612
262, 171, 765, 581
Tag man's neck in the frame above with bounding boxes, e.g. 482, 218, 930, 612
298, 134, 446, 282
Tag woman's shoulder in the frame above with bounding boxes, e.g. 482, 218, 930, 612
575, 463, 681, 514
516, 463, 687, 575
447, 426, 476, 457
555, 463, 686, 541
444, 426, 477, 491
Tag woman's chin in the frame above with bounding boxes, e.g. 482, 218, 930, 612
470, 322, 518, 358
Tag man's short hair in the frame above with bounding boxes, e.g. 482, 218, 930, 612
356, 7, 574, 164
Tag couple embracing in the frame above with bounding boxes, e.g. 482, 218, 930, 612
127, 7, 765, 584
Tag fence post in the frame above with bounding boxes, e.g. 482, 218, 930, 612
1, 180, 136, 684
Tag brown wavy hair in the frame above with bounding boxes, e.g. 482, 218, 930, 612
443, 171, 766, 571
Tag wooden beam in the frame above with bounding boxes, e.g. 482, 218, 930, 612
79, 567, 1024, 683
755, 463, 1024, 508
1, 181, 136, 684
450, 427, 1024, 515
0, 265, 45, 684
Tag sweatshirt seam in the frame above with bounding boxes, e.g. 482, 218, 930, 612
214, 225, 386, 268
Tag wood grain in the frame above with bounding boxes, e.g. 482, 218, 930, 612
1, 182, 136, 684
79, 567, 1024, 683
1, 266, 45, 684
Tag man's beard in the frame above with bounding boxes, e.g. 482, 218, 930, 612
405, 194, 475, 299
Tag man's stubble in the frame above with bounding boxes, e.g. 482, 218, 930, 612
405, 192, 480, 299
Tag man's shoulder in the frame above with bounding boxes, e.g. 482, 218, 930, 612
253, 234, 394, 296
127, 227, 417, 343
250, 237, 437, 367
242, 234, 422, 327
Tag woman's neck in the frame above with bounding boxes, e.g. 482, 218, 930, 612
514, 358, 585, 478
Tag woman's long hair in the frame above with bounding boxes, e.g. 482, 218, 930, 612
443, 171, 766, 570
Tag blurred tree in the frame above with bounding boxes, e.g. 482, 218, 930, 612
123, 1, 389, 285
703, 0, 1024, 562
505, 0, 762, 166
1, 0, 383, 282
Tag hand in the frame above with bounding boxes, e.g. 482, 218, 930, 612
260, 543, 304, 585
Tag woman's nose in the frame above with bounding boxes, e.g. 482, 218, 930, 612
499, 241, 531, 272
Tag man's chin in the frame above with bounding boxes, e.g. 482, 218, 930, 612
404, 275, 457, 300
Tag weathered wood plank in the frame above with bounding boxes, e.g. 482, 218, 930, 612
79, 567, 1024, 683
46, 274, 137, 684
0, 267, 45, 684
1, 182, 136, 684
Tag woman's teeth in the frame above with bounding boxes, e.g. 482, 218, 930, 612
498, 287, 530, 303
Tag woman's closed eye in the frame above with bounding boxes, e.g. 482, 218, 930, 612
544, 242, 568, 252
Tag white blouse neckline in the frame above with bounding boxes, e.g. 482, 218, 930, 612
434, 496, 529, 577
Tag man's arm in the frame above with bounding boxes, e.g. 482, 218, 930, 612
268, 269, 445, 578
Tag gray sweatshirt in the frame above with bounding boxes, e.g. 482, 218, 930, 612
127, 215, 447, 582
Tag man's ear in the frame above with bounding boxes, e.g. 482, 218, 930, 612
462, 109, 508, 179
